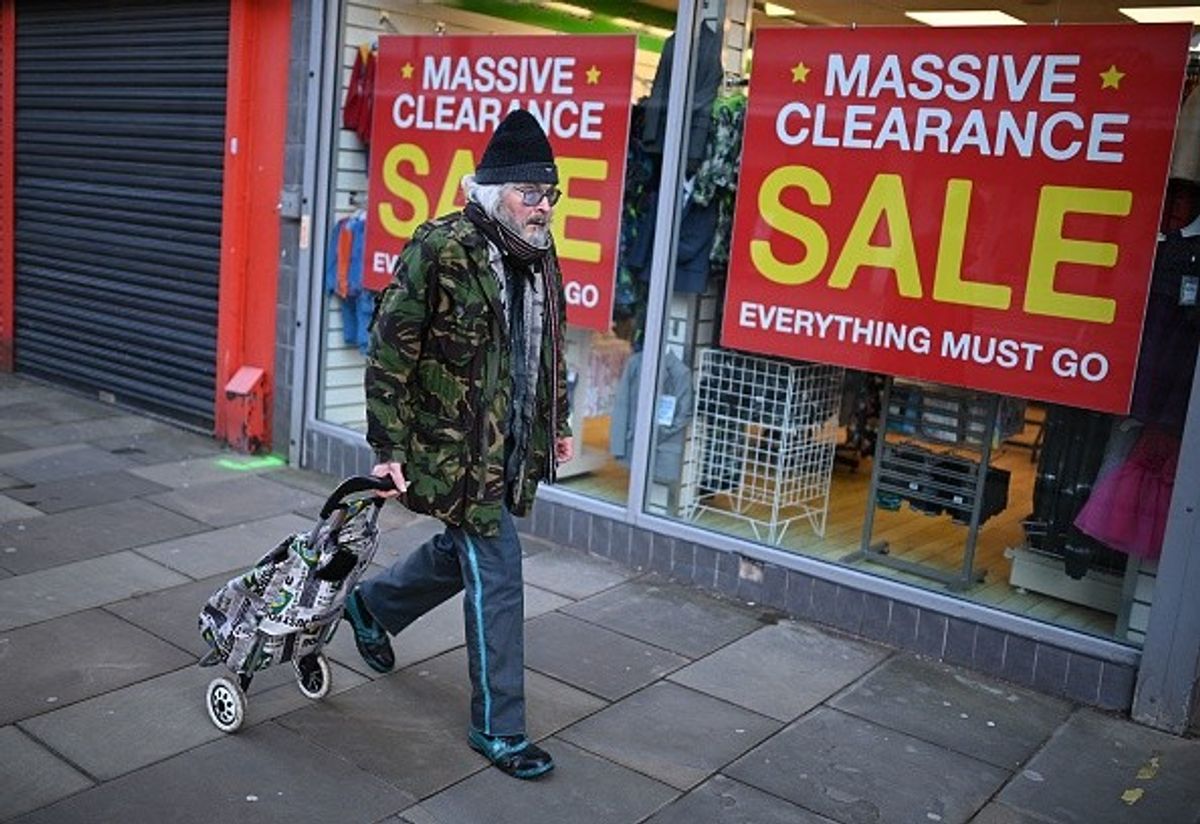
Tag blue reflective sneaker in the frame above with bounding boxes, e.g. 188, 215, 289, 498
342, 587, 394, 673
467, 729, 555, 779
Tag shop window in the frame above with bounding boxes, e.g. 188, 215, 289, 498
637, 0, 1198, 647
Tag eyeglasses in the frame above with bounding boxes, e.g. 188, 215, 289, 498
516, 186, 561, 207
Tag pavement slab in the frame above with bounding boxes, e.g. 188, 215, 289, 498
562, 578, 763, 658
411, 738, 679, 824
134, 513, 315, 579
19, 662, 367, 781
0, 398, 118, 433
829, 653, 1073, 770
525, 612, 690, 700
0, 725, 94, 822
669, 620, 890, 722
5, 413, 162, 450
0, 551, 191, 632
89, 427, 225, 466
0, 444, 134, 485
127, 454, 285, 489
559, 681, 781, 790
0, 494, 43, 522
4, 470, 170, 514
969, 803, 1061, 823
997, 709, 1200, 824
642, 774, 837, 824
521, 546, 638, 600
0, 609, 194, 726
105, 571, 271, 658
0, 434, 30, 455
277, 647, 603, 799
726, 706, 1010, 824
145, 475, 324, 528
0, 498, 207, 575
10, 722, 415, 824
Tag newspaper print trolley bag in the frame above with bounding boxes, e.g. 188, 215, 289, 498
197, 475, 394, 732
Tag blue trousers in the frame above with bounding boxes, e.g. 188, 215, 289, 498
359, 506, 526, 736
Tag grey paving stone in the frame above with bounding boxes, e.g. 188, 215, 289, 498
105, 571, 262, 658
20, 662, 368, 781
562, 578, 762, 658
0, 398, 117, 432
277, 648, 602, 799
12, 722, 414, 824
127, 454, 283, 489
0, 433, 31, 454
670, 621, 889, 722
90, 427, 225, 466
0, 444, 134, 484
415, 738, 678, 824
830, 654, 1073, 770
0, 551, 191, 632
0, 499, 207, 575
525, 612, 689, 700
0, 725, 93, 822
0, 609, 193, 726
146, 475, 324, 528
559, 681, 780, 790
998, 709, 1200, 824
5, 470, 170, 514
521, 546, 636, 599
727, 707, 1009, 824
5, 413, 161, 449
969, 802, 1063, 823
643, 774, 836, 824
0, 493, 43, 522
134, 513, 315, 579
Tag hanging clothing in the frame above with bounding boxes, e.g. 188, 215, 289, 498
1130, 229, 1200, 434
609, 350, 694, 484
691, 94, 747, 273
324, 212, 374, 354
641, 23, 723, 164
342, 44, 377, 145
1073, 428, 1179, 561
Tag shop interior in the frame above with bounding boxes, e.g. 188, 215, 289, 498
319, 0, 1200, 648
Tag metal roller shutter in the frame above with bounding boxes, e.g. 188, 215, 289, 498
13, 0, 229, 428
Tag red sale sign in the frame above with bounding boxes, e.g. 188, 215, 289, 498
723, 24, 1191, 413
365, 34, 636, 331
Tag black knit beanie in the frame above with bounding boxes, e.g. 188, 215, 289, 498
475, 109, 559, 185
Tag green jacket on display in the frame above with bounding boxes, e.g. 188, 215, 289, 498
365, 211, 571, 536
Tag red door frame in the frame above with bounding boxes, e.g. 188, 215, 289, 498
215, 0, 291, 451
0, 0, 15, 372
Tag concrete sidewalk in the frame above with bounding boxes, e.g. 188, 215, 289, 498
0, 372, 1197, 824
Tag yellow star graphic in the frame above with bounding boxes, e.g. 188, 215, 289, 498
586, 65, 601, 85
401, 62, 415, 80
791, 62, 811, 83
1100, 64, 1124, 90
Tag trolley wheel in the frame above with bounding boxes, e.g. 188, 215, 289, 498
294, 653, 331, 700
206, 676, 247, 733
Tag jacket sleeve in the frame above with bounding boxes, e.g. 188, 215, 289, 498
364, 237, 433, 464
553, 262, 572, 440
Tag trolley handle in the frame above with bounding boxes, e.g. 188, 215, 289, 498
319, 474, 397, 519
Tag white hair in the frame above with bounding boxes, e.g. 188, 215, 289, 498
461, 174, 511, 220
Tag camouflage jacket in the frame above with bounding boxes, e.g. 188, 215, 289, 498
365, 211, 571, 536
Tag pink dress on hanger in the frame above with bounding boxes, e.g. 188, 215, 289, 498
1073, 428, 1180, 561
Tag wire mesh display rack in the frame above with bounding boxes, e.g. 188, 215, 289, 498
681, 349, 844, 544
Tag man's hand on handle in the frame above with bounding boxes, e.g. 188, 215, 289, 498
372, 462, 408, 498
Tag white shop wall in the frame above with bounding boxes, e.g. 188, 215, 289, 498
321, 0, 660, 430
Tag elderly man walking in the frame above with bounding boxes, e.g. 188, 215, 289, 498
344, 109, 573, 780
